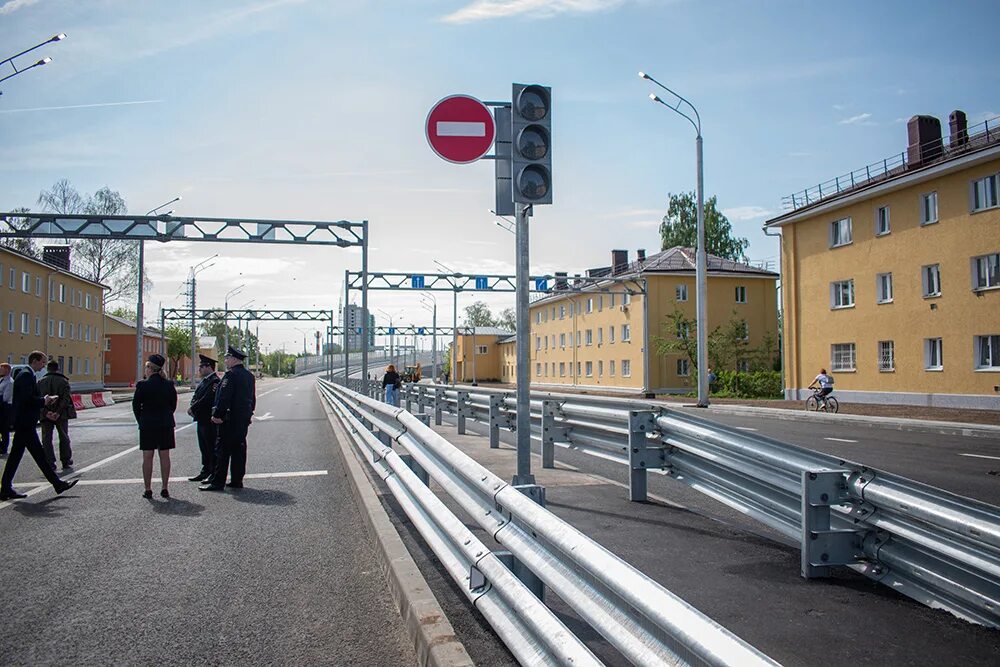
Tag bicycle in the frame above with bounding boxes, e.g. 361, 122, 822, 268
805, 389, 838, 413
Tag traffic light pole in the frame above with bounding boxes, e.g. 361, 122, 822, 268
513, 202, 535, 486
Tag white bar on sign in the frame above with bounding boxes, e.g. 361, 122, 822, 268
437, 121, 486, 137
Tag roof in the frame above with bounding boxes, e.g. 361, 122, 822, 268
460, 327, 515, 337
618, 247, 779, 277
106, 313, 163, 334
498, 335, 517, 344
0, 245, 109, 290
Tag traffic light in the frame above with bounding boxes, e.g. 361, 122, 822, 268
511, 83, 552, 205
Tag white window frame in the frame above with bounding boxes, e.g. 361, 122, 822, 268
878, 340, 895, 372
621, 359, 631, 377
35, 276, 41, 296
7, 267, 14, 289
6, 311, 13, 332
560, 333, 566, 349
48, 319, 54, 336
576, 331, 581, 347
676, 358, 690, 376
676, 284, 688, 302
585, 361, 593, 377
536, 362, 541, 377
735, 285, 747, 304
921, 191, 938, 225
597, 328, 603, 345
971, 173, 999, 212
559, 362, 566, 377
922, 264, 941, 297
876, 272, 893, 304
621, 324, 631, 342
971, 253, 1000, 291
737, 360, 751, 372
831, 343, 856, 372
676, 321, 689, 339
925, 337, 943, 370
586, 298, 593, 313
598, 360, 603, 377
535, 336, 541, 351
585, 329, 593, 346
20, 312, 29, 334
598, 296, 603, 312
475, 345, 488, 355
58, 321, 65, 338
975, 334, 1000, 370
875, 205, 891, 236
609, 360, 616, 376
609, 326, 615, 344
559, 305, 565, 319
21, 271, 30, 293
34, 316, 41, 336
830, 279, 855, 309
830, 217, 853, 247
623, 292, 631, 305
59, 283, 66, 303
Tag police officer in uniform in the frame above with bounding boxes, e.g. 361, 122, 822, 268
200, 346, 256, 491
187, 354, 221, 482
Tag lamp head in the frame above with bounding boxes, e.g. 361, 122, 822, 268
649, 93, 661, 103
52, 33, 66, 42
638, 71, 649, 80
36, 57, 52, 66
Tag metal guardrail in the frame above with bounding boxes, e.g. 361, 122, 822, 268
376, 381, 1000, 629
319, 378, 779, 667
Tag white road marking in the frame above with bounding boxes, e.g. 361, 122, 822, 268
285, 393, 293, 397
256, 411, 274, 421
958, 453, 1000, 461
258, 387, 283, 398
72, 470, 329, 485
436, 121, 486, 137
735, 427, 757, 431
824, 437, 858, 443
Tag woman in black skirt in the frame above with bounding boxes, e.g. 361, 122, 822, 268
132, 354, 178, 499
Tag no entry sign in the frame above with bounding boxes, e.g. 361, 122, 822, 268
426, 94, 496, 164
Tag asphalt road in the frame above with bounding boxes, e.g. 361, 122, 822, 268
0, 375, 416, 666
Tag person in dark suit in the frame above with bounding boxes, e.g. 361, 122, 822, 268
186, 354, 221, 482
0, 351, 79, 501
200, 346, 256, 492
132, 354, 178, 499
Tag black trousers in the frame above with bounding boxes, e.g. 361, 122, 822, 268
0, 403, 10, 454
41, 417, 73, 467
1, 425, 63, 491
209, 420, 249, 486
195, 419, 217, 473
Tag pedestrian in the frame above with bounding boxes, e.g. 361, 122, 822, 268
0, 362, 13, 457
707, 367, 718, 394
186, 354, 221, 482
382, 364, 401, 407
0, 351, 79, 501
200, 346, 256, 492
132, 354, 178, 500
37, 359, 76, 471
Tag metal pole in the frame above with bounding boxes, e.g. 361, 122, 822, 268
432, 303, 437, 382
513, 203, 535, 485
159, 305, 165, 356
135, 240, 145, 383
471, 326, 478, 385
361, 220, 369, 386
255, 324, 260, 372
190, 275, 197, 386
223, 299, 229, 355
343, 270, 349, 386
695, 134, 709, 407
452, 289, 458, 385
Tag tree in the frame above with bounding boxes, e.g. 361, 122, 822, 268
108, 307, 137, 321
659, 192, 750, 262
463, 301, 496, 327
200, 316, 259, 361
165, 324, 192, 380
495, 307, 516, 331
0, 207, 39, 257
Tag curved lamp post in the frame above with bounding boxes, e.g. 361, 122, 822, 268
0, 33, 65, 92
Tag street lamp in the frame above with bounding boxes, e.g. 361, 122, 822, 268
639, 70, 709, 407
135, 196, 181, 382
223, 284, 246, 353
236, 299, 255, 352
421, 294, 438, 383
188, 256, 217, 384
376, 308, 400, 365
434, 259, 461, 386
0, 33, 65, 92
489, 209, 516, 235
294, 327, 309, 356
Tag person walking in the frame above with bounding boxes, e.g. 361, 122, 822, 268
0, 351, 78, 501
0, 362, 13, 457
382, 364, 401, 407
186, 354, 221, 482
37, 359, 76, 471
200, 346, 255, 492
132, 354, 178, 499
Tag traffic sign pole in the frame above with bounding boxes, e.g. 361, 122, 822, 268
513, 202, 534, 486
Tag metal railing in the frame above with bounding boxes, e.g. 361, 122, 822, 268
376, 380, 1000, 629
319, 378, 779, 667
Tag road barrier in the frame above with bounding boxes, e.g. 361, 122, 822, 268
319, 378, 779, 667
70, 391, 115, 410
367, 380, 1000, 629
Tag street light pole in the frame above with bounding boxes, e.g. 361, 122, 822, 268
421, 294, 437, 382
435, 259, 459, 385
640, 71, 709, 407
137, 197, 181, 383
223, 284, 245, 354
0, 33, 65, 92
188, 256, 216, 386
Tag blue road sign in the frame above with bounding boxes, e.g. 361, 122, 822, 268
475, 276, 489, 290
388, 327, 396, 335
355, 327, 362, 334
417, 327, 425, 335
535, 278, 549, 291
411, 275, 425, 288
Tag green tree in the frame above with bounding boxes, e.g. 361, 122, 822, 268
165, 324, 192, 380
495, 307, 516, 331
659, 192, 750, 262
200, 316, 259, 361
463, 301, 496, 327
108, 307, 137, 321
0, 208, 39, 257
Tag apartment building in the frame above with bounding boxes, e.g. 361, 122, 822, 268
0, 245, 107, 390
451, 327, 513, 382
765, 110, 1000, 409
104, 314, 166, 385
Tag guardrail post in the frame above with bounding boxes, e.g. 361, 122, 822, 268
413, 412, 430, 427
417, 385, 427, 415
433, 387, 444, 425
456, 390, 470, 435
404, 385, 413, 413
628, 410, 661, 502
488, 394, 504, 449
512, 485, 546, 600
801, 470, 862, 578
541, 400, 569, 469
398, 453, 430, 486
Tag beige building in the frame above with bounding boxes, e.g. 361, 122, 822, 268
765, 111, 1000, 409
451, 327, 513, 382
0, 245, 107, 390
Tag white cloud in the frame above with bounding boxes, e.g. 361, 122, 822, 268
0, 0, 42, 15
838, 112, 873, 125
722, 206, 775, 221
628, 219, 661, 229
832, 104, 846, 111
601, 208, 662, 219
441, 0, 628, 24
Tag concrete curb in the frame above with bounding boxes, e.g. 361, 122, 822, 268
317, 390, 475, 667
690, 403, 1000, 439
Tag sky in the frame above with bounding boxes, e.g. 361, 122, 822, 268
1, 0, 997, 352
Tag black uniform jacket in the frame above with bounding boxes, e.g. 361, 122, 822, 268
189, 372, 221, 422
212, 364, 256, 424
12, 369, 45, 430
132, 374, 178, 431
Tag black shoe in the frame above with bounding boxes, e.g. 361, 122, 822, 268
0, 489, 27, 500
198, 483, 224, 492
143, 489, 153, 499
188, 472, 209, 482
160, 489, 170, 499
61, 464, 73, 472
56, 479, 79, 495
226, 482, 243, 489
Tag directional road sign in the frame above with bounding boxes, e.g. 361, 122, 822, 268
426, 95, 496, 164
475, 276, 489, 290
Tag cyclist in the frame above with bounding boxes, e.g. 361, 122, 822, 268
808, 369, 834, 410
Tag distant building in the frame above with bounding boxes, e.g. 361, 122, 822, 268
343, 304, 374, 351
104, 314, 164, 386
765, 110, 1000, 409
0, 245, 107, 390
451, 327, 514, 382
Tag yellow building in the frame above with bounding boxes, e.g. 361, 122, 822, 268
0, 245, 108, 390
765, 111, 1000, 409
451, 327, 513, 382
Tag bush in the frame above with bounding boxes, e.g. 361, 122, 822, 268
712, 369, 782, 399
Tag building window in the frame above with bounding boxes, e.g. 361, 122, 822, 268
85, 293, 92, 310
58, 321, 65, 338
621, 324, 631, 342
576, 331, 581, 347
598, 360, 603, 376
105, 338, 111, 351
85, 325, 90, 342
621, 359, 631, 377
104, 363, 111, 376
976, 335, 1000, 370
586, 298, 593, 313
535, 311, 541, 324
21, 272, 30, 293
8, 267, 14, 289
677, 358, 689, 376
609, 360, 616, 376
84, 358, 90, 375
741, 320, 750, 341
59, 283, 66, 303
48, 319, 54, 336
609, 326, 615, 344
922, 264, 941, 297
34, 316, 40, 336
559, 362, 565, 377
830, 217, 853, 247
878, 340, 895, 372
536, 363, 541, 376
35, 276, 41, 296
676, 321, 689, 339
972, 253, 1000, 290
76, 289, 82, 307
597, 328, 603, 345
676, 284, 688, 302
560, 333, 566, 348
875, 206, 890, 236
876, 273, 893, 303
830, 279, 855, 308
585, 329, 593, 346
6, 311, 13, 332
609, 293, 615, 307
559, 305, 565, 319
925, 338, 943, 370
535, 336, 541, 351
576, 362, 581, 377
735, 286, 747, 303
585, 361, 593, 377
831, 343, 856, 371
598, 295, 603, 312
971, 173, 999, 212
20, 312, 29, 334
68, 356, 74, 374
623, 292, 631, 305
475, 345, 488, 355
737, 360, 750, 372
921, 192, 938, 225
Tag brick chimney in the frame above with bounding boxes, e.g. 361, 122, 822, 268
906, 115, 943, 168
611, 249, 628, 275
949, 110, 968, 149
42, 245, 70, 271
637, 249, 646, 263
554, 271, 568, 290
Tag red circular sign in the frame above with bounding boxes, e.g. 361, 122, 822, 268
425, 95, 496, 164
